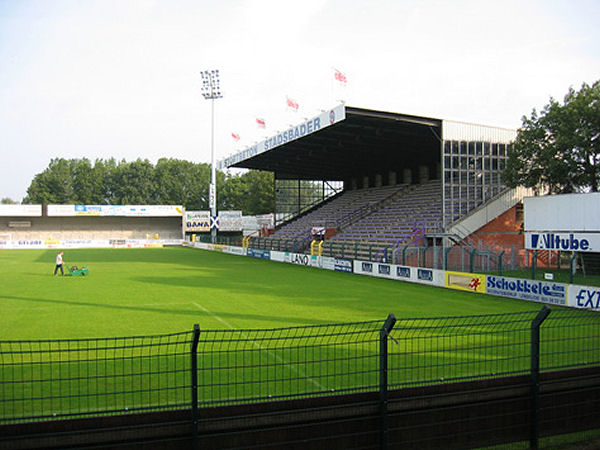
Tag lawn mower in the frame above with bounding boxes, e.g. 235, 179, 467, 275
66, 264, 90, 276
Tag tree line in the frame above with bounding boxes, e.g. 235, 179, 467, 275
23, 158, 274, 215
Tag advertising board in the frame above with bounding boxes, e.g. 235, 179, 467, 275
247, 248, 271, 260
525, 232, 599, 253
219, 211, 243, 232
486, 275, 567, 306
353, 260, 444, 287
283, 252, 320, 267
184, 211, 210, 232
568, 284, 600, 311
47, 205, 183, 217
0, 205, 42, 217
445, 271, 487, 293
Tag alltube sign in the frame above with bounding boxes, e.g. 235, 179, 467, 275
525, 232, 600, 252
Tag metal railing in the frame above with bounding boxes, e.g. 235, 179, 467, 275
3, 308, 599, 450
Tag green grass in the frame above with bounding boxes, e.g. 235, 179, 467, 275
1, 247, 598, 425
0, 247, 545, 340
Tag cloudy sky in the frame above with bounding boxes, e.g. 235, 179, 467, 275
1, 0, 599, 202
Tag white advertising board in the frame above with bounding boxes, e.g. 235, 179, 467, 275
0, 204, 42, 217
47, 205, 183, 217
568, 284, 600, 311
524, 193, 600, 232
1, 239, 182, 249
219, 211, 243, 232
486, 275, 567, 306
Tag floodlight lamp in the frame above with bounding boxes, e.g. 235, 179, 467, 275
200, 69, 222, 99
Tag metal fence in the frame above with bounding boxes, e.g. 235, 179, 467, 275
1, 308, 600, 447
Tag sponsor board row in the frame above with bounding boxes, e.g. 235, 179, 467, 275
446, 271, 600, 311
0, 239, 182, 249
189, 245, 600, 313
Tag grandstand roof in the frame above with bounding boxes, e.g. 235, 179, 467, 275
224, 106, 443, 181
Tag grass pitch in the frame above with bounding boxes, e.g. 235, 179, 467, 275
2, 247, 597, 424
0, 246, 544, 340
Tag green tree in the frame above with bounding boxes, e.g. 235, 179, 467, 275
503, 80, 600, 193
1, 197, 18, 204
110, 159, 156, 204
24, 158, 75, 203
240, 170, 274, 214
24, 158, 277, 213
154, 159, 212, 209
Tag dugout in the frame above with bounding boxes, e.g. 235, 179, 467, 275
219, 104, 521, 231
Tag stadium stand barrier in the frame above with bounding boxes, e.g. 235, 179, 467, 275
2, 308, 600, 449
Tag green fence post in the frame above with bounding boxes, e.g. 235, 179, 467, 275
380, 314, 397, 450
444, 247, 452, 271
498, 251, 505, 275
530, 306, 551, 450
469, 248, 477, 273
531, 250, 537, 280
402, 245, 409, 266
354, 242, 360, 260
341, 242, 345, 258
190, 324, 201, 450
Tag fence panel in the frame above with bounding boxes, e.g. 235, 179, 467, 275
195, 320, 383, 407
2, 309, 600, 450
0, 331, 192, 423
387, 311, 540, 390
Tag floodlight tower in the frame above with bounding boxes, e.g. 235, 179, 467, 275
201, 69, 222, 244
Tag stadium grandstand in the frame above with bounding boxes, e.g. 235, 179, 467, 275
219, 104, 533, 271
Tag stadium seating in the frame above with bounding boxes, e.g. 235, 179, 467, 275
253, 180, 443, 260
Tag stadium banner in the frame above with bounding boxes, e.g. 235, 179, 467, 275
445, 271, 487, 294
219, 211, 243, 232
353, 260, 444, 287
568, 284, 600, 311
184, 211, 210, 232
218, 104, 346, 170
525, 232, 599, 253
0, 204, 42, 217
283, 252, 320, 267
47, 205, 184, 217
486, 275, 567, 306
247, 248, 271, 260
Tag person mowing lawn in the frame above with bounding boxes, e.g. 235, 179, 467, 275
54, 251, 65, 276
